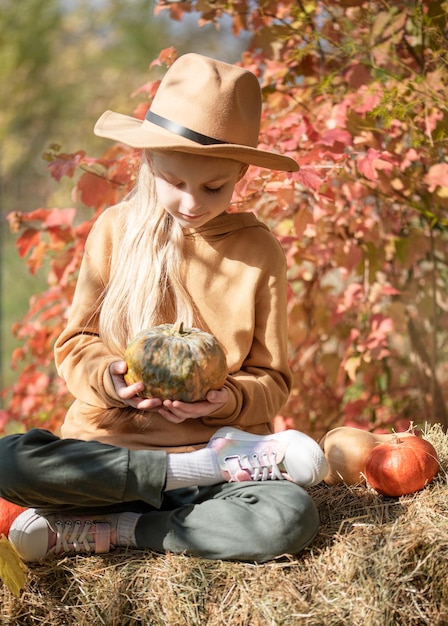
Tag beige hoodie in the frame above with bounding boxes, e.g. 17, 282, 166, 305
55, 203, 292, 451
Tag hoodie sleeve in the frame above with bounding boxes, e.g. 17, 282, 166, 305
54, 207, 125, 408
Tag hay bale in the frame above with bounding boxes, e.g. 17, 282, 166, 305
2, 424, 448, 625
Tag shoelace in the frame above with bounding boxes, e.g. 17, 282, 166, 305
224, 451, 284, 481
53, 519, 111, 555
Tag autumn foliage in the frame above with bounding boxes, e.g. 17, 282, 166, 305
2, 1, 448, 437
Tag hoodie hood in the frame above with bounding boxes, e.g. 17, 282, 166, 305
184, 211, 270, 240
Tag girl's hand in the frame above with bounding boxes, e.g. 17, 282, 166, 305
109, 360, 162, 411
158, 388, 229, 424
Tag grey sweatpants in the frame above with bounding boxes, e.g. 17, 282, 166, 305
0, 429, 320, 562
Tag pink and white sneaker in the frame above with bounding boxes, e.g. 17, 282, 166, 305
9, 508, 140, 562
207, 427, 328, 487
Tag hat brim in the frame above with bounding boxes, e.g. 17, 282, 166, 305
94, 110, 299, 172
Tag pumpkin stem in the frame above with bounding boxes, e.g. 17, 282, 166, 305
173, 321, 185, 334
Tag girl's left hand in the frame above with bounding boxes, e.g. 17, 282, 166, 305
158, 388, 229, 424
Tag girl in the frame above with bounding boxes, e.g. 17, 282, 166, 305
1, 53, 327, 563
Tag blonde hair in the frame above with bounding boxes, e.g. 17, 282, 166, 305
98, 151, 195, 355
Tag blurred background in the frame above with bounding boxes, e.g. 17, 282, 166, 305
0, 0, 248, 399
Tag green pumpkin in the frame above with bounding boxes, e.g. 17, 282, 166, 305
124, 322, 228, 402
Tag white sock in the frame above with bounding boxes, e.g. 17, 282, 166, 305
165, 448, 223, 491
116, 512, 141, 547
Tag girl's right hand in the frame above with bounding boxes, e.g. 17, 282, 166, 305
109, 360, 163, 411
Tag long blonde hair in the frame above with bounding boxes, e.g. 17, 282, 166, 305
98, 151, 195, 354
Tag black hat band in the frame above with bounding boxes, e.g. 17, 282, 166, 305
145, 110, 228, 146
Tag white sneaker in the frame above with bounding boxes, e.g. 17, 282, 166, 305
207, 427, 328, 487
9, 508, 139, 562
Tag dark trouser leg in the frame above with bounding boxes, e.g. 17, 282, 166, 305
0, 429, 167, 512
135, 481, 320, 562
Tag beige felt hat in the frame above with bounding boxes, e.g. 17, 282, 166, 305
94, 53, 298, 172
